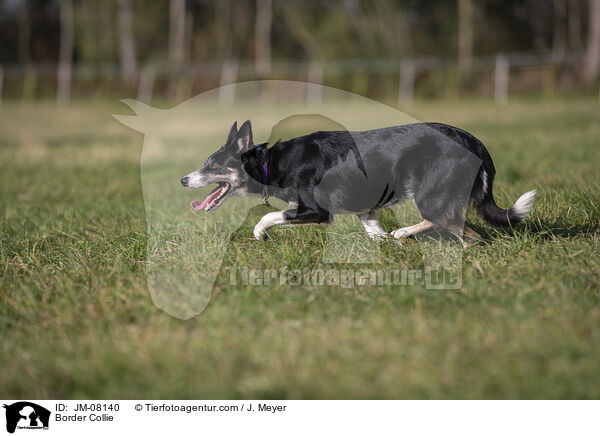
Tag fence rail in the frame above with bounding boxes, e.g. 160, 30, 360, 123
0, 51, 595, 106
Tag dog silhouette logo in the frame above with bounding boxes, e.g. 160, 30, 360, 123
113, 81, 481, 318
3, 402, 50, 433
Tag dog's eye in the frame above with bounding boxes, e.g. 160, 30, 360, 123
210, 163, 219, 169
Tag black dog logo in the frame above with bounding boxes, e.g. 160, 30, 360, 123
3, 402, 50, 434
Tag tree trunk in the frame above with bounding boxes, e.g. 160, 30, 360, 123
16, 0, 31, 65
568, 0, 582, 51
553, 0, 567, 58
118, 0, 138, 86
584, 0, 600, 83
217, 0, 232, 59
57, 0, 74, 105
255, 0, 272, 76
457, 0, 473, 75
168, 0, 186, 99
529, 0, 547, 51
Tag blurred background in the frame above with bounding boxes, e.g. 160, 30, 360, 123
1, 0, 600, 105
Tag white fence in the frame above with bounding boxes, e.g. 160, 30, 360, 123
0, 52, 594, 106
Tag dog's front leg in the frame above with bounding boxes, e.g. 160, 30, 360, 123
253, 211, 288, 240
253, 209, 330, 240
358, 210, 388, 240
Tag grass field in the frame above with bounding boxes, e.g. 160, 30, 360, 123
1, 97, 599, 399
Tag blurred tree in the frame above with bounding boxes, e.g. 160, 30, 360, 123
57, 0, 73, 104
76, 1, 116, 65
343, 0, 411, 59
409, 1, 456, 57
168, 0, 186, 98
458, 0, 473, 74
230, 0, 253, 61
553, 0, 567, 58
529, 0, 553, 51
568, 0, 582, 51
278, 1, 321, 60
132, 1, 168, 64
2, 0, 599, 100
585, 0, 600, 82
118, 0, 137, 85
215, 0, 232, 59
16, 0, 31, 65
255, 0, 272, 75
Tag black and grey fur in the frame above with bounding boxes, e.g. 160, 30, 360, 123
181, 120, 536, 245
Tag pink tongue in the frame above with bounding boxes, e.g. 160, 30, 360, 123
190, 200, 205, 210
190, 187, 223, 211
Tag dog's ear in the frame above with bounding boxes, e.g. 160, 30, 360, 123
234, 120, 253, 154
226, 121, 238, 145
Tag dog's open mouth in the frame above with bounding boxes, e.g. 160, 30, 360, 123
190, 182, 232, 211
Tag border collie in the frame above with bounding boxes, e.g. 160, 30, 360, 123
181, 120, 535, 246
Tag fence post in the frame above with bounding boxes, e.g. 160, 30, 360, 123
542, 64, 556, 98
137, 65, 155, 103
398, 60, 415, 107
0, 66, 3, 106
494, 54, 509, 104
57, 63, 72, 105
22, 66, 37, 101
218, 59, 238, 106
306, 63, 323, 106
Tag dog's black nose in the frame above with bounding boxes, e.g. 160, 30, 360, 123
181, 177, 189, 187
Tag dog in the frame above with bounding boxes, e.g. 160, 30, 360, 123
181, 120, 536, 246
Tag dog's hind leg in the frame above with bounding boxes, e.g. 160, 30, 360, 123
391, 220, 479, 247
391, 220, 434, 239
253, 209, 331, 240
463, 225, 482, 241
358, 210, 388, 240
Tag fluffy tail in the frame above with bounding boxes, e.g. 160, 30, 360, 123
475, 170, 536, 227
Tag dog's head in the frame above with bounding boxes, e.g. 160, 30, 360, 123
180, 120, 254, 212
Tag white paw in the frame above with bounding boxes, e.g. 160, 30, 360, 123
392, 229, 410, 239
253, 224, 268, 240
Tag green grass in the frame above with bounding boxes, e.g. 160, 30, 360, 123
1, 98, 599, 399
